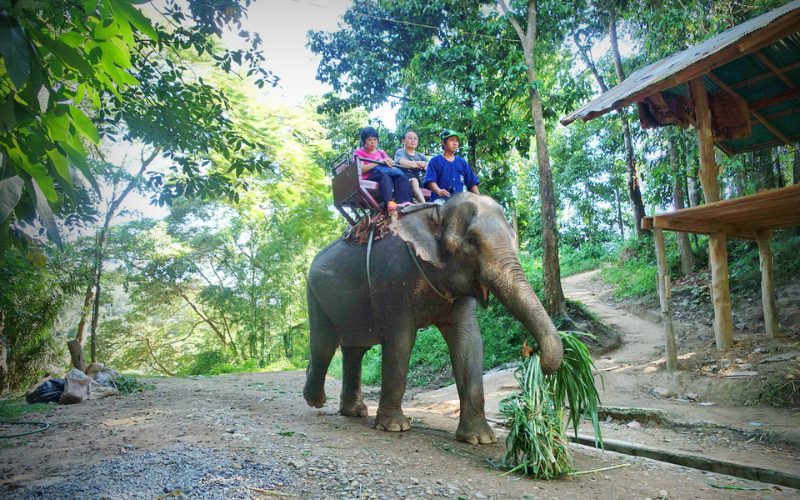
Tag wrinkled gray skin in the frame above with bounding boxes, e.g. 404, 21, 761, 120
303, 193, 563, 444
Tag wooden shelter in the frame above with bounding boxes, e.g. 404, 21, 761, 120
561, 1, 800, 369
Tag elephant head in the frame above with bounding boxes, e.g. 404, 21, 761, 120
392, 193, 564, 373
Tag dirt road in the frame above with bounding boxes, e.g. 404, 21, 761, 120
1, 370, 795, 499
1, 270, 798, 498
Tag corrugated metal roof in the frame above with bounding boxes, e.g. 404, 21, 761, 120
561, 0, 800, 154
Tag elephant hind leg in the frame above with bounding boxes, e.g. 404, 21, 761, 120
303, 290, 339, 408
339, 346, 369, 417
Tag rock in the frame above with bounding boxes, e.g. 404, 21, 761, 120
659, 489, 669, 499
651, 387, 674, 398
475, 492, 487, 499
754, 346, 767, 354
759, 352, 800, 363
289, 459, 306, 469
737, 363, 753, 370
723, 371, 758, 378
627, 420, 642, 429
685, 393, 699, 401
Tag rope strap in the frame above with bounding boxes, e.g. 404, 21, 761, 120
405, 243, 454, 303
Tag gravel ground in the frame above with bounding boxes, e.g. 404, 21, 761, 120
15, 446, 295, 499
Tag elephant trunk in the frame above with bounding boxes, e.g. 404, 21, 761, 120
482, 253, 563, 374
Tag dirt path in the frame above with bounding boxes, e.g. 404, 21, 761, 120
2, 371, 796, 499
2, 270, 798, 498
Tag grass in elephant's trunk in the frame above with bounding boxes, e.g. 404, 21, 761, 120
499, 332, 603, 479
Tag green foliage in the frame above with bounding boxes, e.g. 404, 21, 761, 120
0, 0, 275, 250
0, 246, 90, 392
499, 332, 602, 479
110, 373, 154, 394
550, 332, 603, 440
728, 234, 800, 294
558, 243, 610, 277
600, 236, 660, 299
499, 354, 572, 479
0, 398, 53, 419
310, 0, 592, 213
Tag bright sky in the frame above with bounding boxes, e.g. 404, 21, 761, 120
227, 0, 352, 105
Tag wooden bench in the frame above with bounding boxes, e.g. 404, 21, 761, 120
331, 152, 430, 226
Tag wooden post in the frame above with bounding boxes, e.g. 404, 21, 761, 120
653, 228, 678, 371
689, 78, 720, 203
709, 233, 734, 350
757, 230, 779, 338
691, 78, 733, 350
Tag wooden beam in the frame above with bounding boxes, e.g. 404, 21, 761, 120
705, 72, 791, 145
750, 87, 800, 111
649, 215, 761, 240
653, 228, 678, 371
731, 60, 800, 90
709, 232, 734, 350
754, 51, 796, 89
722, 134, 800, 154
763, 104, 800, 121
690, 78, 721, 203
757, 230, 780, 339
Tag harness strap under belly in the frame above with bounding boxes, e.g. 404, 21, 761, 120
405, 243, 455, 304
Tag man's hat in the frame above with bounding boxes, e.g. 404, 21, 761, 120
440, 129, 462, 141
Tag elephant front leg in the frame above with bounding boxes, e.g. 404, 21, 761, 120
340, 346, 369, 417
438, 298, 497, 444
375, 328, 416, 432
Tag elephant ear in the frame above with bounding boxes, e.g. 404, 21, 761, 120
391, 205, 444, 268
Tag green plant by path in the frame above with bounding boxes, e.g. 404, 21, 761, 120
0, 399, 53, 420
111, 374, 155, 394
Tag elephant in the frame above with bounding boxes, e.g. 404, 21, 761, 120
303, 192, 563, 444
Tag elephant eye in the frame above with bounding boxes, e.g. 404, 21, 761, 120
467, 234, 478, 246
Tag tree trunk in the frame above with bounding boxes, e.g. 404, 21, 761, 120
733, 156, 747, 197
86, 148, 160, 365
669, 137, 696, 275
500, 0, 567, 318
756, 148, 777, 190
687, 173, 701, 207
615, 185, 625, 239
610, 14, 646, 237
774, 149, 785, 188
0, 311, 8, 394
68, 284, 94, 371
794, 148, 800, 185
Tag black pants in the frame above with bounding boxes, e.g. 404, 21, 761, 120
368, 167, 412, 207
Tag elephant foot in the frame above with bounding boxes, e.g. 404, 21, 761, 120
456, 418, 497, 445
375, 412, 411, 432
339, 399, 368, 417
303, 382, 326, 408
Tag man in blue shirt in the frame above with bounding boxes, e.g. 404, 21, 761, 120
423, 130, 480, 204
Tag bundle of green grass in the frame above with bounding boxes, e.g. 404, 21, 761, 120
499, 332, 602, 479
